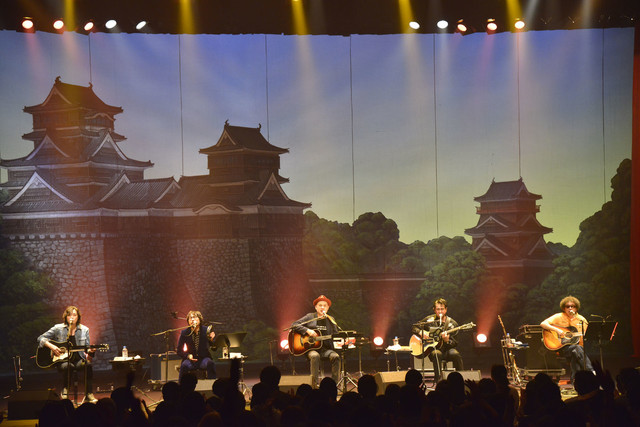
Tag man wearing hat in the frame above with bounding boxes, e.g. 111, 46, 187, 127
291, 295, 341, 388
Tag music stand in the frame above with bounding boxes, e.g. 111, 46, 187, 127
212, 332, 247, 357
212, 332, 250, 398
584, 320, 617, 370
333, 331, 359, 394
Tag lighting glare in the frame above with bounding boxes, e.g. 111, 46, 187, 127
53, 19, 64, 30
409, 21, 420, 30
136, 21, 147, 30
456, 20, 467, 33
476, 333, 488, 343
486, 19, 498, 32
279, 339, 289, 350
22, 19, 34, 30
83, 21, 94, 32
373, 336, 384, 346
105, 19, 117, 29
437, 20, 449, 30
514, 19, 526, 30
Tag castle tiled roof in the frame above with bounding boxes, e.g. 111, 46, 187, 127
0, 131, 152, 169
474, 178, 541, 202
200, 123, 288, 154
23, 77, 123, 115
465, 213, 552, 236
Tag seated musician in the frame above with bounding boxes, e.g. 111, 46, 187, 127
37, 305, 97, 403
291, 295, 341, 388
412, 298, 464, 383
540, 295, 593, 383
177, 310, 217, 383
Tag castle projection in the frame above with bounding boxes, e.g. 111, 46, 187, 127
0, 78, 311, 360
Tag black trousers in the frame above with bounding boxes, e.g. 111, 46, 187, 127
57, 359, 93, 394
429, 348, 463, 383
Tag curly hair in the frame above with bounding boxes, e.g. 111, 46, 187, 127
559, 296, 581, 312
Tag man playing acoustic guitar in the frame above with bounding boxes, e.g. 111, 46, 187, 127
291, 295, 340, 388
540, 295, 593, 384
37, 305, 97, 403
411, 298, 464, 384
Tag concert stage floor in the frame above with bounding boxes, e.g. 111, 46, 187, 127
1, 353, 636, 424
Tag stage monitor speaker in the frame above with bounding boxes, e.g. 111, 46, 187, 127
195, 379, 216, 398
442, 370, 482, 381
279, 375, 313, 393
374, 371, 407, 395
8, 389, 60, 420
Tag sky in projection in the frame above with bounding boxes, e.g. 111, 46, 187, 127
0, 28, 633, 246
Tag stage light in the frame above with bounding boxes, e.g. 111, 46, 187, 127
409, 21, 420, 30
486, 19, 497, 33
136, 21, 147, 31
53, 19, 64, 31
370, 336, 385, 357
21, 18, 34, 31
276, 338, 291, 362
105, 19, 117, 29
514, 19, 526, 30
83, 21, 94, 32
437, 20, 449, 30
456, 19, 467, 33
474, 332, 491, 348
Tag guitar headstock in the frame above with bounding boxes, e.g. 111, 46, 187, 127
461, 322, 476, 330
94, 344, 109, 352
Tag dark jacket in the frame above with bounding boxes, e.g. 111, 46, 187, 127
177, 325, 212, 360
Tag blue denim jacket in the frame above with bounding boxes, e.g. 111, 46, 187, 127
37, 323, 91, 360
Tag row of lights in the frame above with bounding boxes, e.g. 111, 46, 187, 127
21, 18, 148, 33
21, 16, 526, 35
410, 18, 526, 34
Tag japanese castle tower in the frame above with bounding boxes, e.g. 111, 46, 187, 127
465, 178, 555, 287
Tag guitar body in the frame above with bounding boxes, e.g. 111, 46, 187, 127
288, 330, 331, 356
409, 322, 476, 358
542, 325, 582, 350
36, 340, 109, 368
409, 334, 439, 358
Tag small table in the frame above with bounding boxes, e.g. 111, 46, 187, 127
109, 358, 147, 389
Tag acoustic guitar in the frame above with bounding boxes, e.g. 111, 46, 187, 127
288, 330, 334, 356
36, 340, 109, 368
409, 322, 475, 358
542, 325, 583, 350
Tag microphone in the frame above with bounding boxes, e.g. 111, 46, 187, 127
569, 309, 575, 315
439, 313, 443, 326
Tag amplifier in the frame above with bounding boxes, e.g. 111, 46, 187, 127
519, 325, 543, 335
149, 353, 181, 382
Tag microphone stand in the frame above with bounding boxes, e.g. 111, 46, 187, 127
580, 318, 586, 371
151, 325, 190, 384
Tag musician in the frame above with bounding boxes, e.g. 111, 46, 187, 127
37, 305, 96, 403
540, 296, 593, 383
291, 295, 341, 388
177, 310, 217, 383
412, 298, 464, 383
